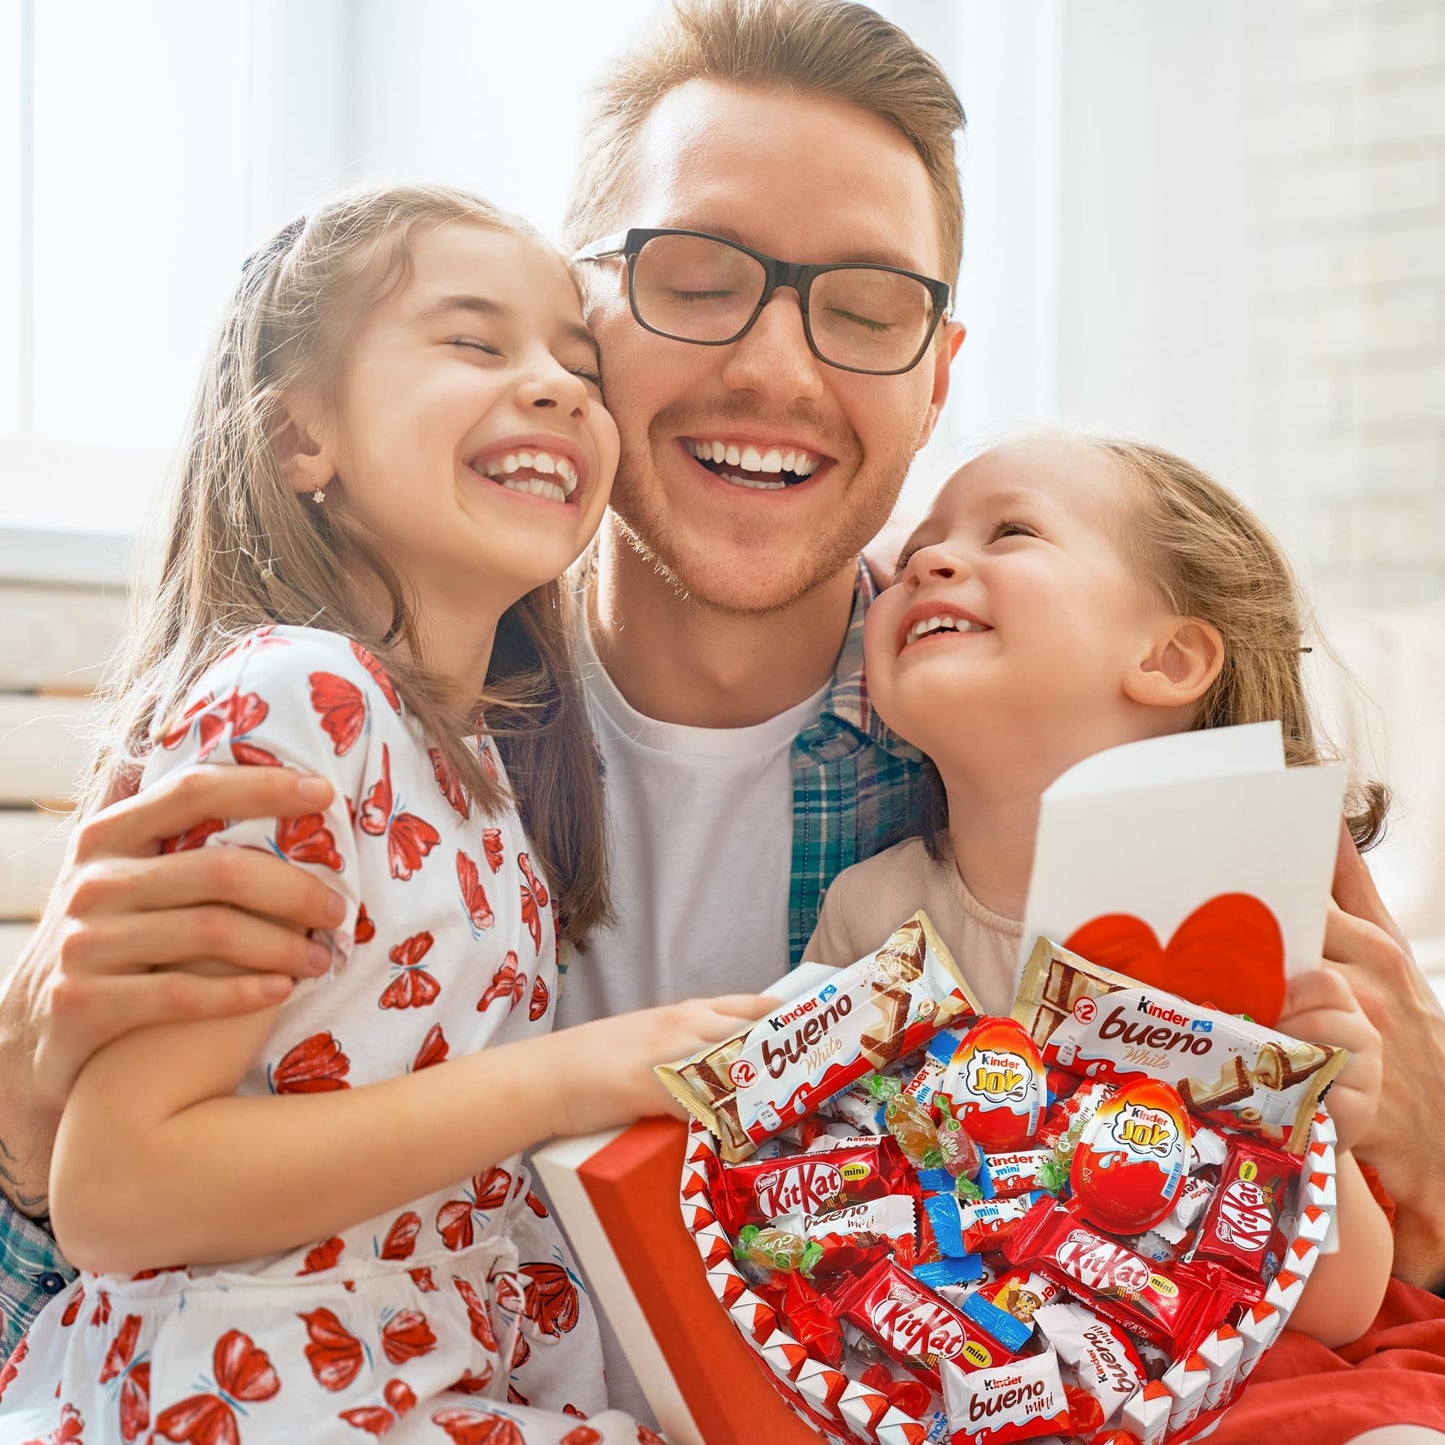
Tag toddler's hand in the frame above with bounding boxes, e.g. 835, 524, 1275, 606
547, 994, 773, 1139
1276, 963, 1382, 1155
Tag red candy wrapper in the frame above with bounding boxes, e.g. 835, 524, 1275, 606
762, 1269, 845, 1367
1069, 1079, 1192, 1235
831, 1258, 1023, 1382
982, 1148, 1067, 1200
982, 1269, 1065, 1332
715, 1135, 911, 1234
939, 1017, 1046, 1151
1190, 1135, 1302, 1277
1005, 1201, 1260, 1353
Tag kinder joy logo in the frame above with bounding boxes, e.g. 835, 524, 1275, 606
968, 1050, 1031, 1105
1108, 1104, 1178, 1159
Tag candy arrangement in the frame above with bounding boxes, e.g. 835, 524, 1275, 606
664, 916, 1342, 1445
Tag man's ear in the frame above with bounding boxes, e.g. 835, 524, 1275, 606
1125, 616, 1225, 708
915, 320, 966, 451
271, 391, 337, 498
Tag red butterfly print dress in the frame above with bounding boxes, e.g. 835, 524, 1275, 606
0, 629, 645, 1445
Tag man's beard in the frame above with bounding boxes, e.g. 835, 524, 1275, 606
605, 404, 910, 619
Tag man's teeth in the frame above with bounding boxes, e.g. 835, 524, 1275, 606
906, 614, 987, 644
475, 449, 579, 500
686, 439, 821, 479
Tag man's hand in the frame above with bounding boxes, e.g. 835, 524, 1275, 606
0, 765, 346, 1217
1326, 822, 1445, 1290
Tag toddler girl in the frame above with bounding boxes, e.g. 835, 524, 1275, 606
807, 432, 1392, 1358
0, 185, 766, 1443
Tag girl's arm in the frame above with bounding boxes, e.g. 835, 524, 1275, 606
49, 987, 768, 1275
45, 631, 769, 1274
1285, 1150, 1392, 1349
1273, 963, 1390, 1349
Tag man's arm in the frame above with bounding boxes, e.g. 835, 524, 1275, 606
0, 764, 346, 1218
1327, 824, 1445, 1290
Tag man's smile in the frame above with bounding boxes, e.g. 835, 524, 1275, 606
682, 437, 826, 491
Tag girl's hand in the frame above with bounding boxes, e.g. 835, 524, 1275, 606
547, 994, 774, 1139
1275, 963, 1382, 1156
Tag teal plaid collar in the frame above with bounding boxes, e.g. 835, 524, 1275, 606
813, 560, 924, 762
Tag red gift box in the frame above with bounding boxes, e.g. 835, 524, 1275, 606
534, 1118, 821, 1445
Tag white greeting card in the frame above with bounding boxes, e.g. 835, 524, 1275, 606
1019, 722, 1345, 1022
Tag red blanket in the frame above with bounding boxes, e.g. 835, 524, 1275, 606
1206, 1278, 1445, 1442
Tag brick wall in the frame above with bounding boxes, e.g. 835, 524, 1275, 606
1245, 0, 1445, 610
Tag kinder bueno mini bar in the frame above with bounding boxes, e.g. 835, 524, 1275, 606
659, 913, 983, 1162
1011, 939, 1344, 1152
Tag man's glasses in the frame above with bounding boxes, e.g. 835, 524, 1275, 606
574, 228, 952, 377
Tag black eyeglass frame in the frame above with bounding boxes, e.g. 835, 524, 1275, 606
574, 227, 953, 377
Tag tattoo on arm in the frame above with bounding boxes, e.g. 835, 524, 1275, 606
0, 1132, 50, 1217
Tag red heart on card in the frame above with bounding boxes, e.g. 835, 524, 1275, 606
1063, 892, 1286, 1024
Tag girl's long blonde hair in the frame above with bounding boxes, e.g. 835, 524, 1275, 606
85, 184, 611, 946
920, 433, 1388, 857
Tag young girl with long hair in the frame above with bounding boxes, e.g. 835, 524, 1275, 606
0, 185, 768, 1443
807, 432, 1445, 1439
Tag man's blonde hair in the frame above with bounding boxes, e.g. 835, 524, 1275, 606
563, 0, 966, 286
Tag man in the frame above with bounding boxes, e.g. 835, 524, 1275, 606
3, 0, 1442, 1405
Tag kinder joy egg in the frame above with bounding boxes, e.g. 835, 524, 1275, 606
939, 1018, 1045, 1151
1071, 1078, 1192, 1234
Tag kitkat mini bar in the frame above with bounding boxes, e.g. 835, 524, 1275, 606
657, 913, 982, 1162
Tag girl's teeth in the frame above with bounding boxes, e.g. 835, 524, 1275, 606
476, 449, 579, 498
501, 476, 567, 503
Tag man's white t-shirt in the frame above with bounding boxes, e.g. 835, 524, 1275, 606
552, 624, 828, 1423
555, 625, 830, 1030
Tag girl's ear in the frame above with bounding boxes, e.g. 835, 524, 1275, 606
1125, 616, 1225, 708
271, 392, 337, 498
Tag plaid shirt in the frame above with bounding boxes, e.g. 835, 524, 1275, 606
0, 561, 928, 1358
0, 1201, 75, 1361
788, 559, 930, 963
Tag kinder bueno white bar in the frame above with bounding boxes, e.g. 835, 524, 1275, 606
659, 913, 981, 1162
1012, 939, 1346, 1152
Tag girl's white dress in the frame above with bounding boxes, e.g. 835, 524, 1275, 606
0, 627, 652, 1445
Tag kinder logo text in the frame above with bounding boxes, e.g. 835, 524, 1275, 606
762, 987, 851, 1079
